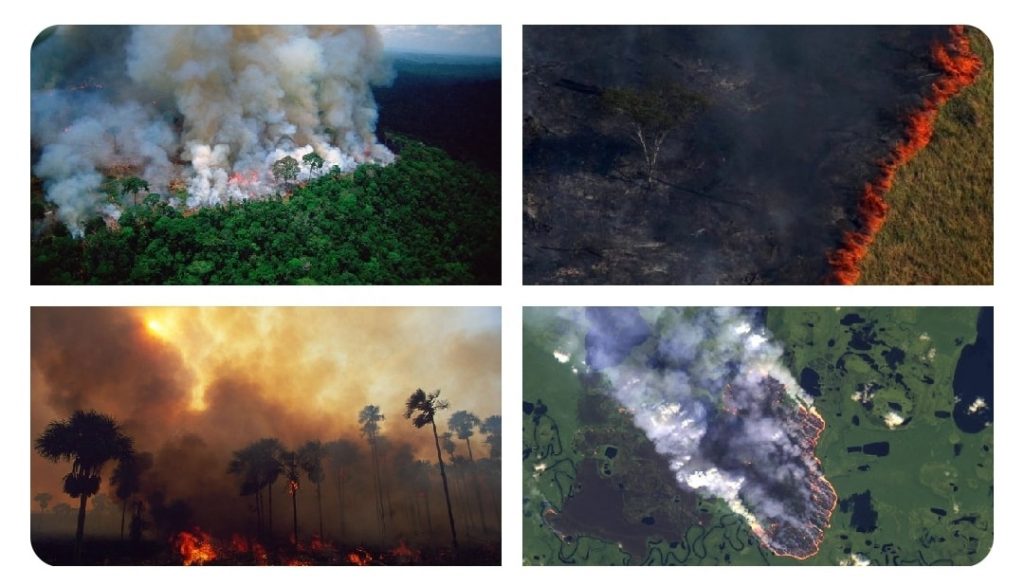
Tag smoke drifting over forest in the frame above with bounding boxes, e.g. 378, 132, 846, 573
31, 307, 501, 549
544, 307, 835, 558
32, 26, 394, 235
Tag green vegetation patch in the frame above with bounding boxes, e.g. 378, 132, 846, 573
31, 137, 500, 285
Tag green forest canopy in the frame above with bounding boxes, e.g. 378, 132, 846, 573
32, 137, 500, 285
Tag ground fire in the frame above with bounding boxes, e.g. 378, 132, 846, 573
827, 26, 983, 284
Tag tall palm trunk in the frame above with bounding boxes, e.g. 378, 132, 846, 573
267, 482, 274, 535
121, 500, 127, 541
342, 471, 350, 540
465, 438, 489, 532
315, 481, 323, 537
291, 488, 299, 545
74, 493, 88, 562
254, 492, 262, 538
430, 419, 458, 549
369, 438, 386, 539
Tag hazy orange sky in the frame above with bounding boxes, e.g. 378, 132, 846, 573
31, 307, 501, 509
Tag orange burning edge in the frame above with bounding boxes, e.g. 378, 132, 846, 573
172, 529, 426, 566
756, 406, 838, 560
827, 26, 983, 284
176, 528, 217, 566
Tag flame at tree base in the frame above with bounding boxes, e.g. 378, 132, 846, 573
827, 25, 983, 284
176, 527, 217, 566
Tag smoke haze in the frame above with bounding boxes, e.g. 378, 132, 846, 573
32, 26, 395, 235
538, 307, 836, 558
31, 307, 501, 544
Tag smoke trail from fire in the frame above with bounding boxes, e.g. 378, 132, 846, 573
827, 26, 983, 284
31, 308, 501, 544
543, 307, 836, 558
31, 26, 394, 235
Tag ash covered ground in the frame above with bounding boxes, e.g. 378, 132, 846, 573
523, 26, 947, 284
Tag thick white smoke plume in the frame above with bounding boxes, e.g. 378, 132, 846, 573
32, 26, 395, 236
546, 307, 836, 558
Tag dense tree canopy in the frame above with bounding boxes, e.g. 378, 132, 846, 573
32, 137, 500, 285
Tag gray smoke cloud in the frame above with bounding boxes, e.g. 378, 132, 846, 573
32, 25, 394, 236
539, 307, 836, 558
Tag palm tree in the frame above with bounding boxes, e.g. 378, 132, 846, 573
480, 415, 501, 459
323, 438, 360, 542
110, 451, 152, 541
298, 440, 326, 538
120, 176, 150, 206
252, 438, 284, 536
358, 405, 387, 540
228, 443, 264, 536
439, 431, 472, 532
228, 438, 284, 536
34, 410, 134, 561
449, 410, 488, 531
281, 450, 301, 545
34, 492, 53, 513
404, 388, 458, 549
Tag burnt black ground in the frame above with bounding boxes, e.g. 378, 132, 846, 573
523, 26, 947, 284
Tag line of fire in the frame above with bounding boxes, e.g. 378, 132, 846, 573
30, 307, 502, 565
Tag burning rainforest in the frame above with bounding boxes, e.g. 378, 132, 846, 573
538, 307, 837, 559
32, 25, 394, 236
31, 308, 502, 565
30, 25, 502, 286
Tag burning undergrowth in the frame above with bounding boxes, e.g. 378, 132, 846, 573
169, 529, 463, 566
32, 25, 394, 236
543, 307, 837, 559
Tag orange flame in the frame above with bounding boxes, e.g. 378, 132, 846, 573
228, 169, 261, 187
289, 479, 300, 495
346, 547, 373, 566
230, 533, 249, 553
309, 534, 333, 553
389, 539, 419, 559
757, 406, 838, 560
175, 527, 217, 566
827, 26, 983, 284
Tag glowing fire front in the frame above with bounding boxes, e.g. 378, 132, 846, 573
176, 528, 217, 566
827, 25, 984, 284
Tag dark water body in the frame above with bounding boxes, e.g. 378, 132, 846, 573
551, 460, 676, 558
840, 491, 878, 533
800, 367, 821, 397
882, 347, 905, 370
862, 441, 890, 457
584, 307, 651, 369
840, 313, 865, 326
952, 308, 993, 434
